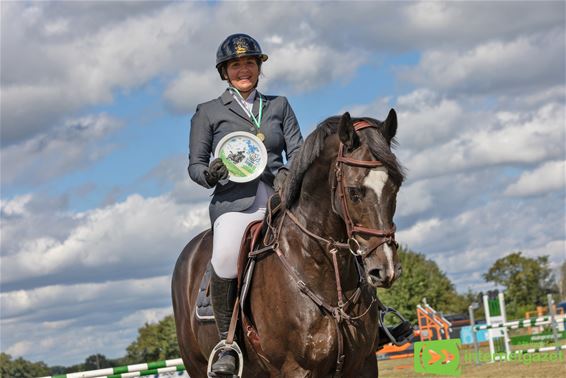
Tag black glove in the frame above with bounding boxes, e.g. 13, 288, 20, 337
204, 158, 229, 187
273, 168, 289, 192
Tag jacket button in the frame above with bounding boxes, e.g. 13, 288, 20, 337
250, 127, 255, 132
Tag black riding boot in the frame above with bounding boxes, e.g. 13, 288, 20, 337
210, 268, 238, 376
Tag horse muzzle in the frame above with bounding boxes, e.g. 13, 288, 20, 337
362, 241, 402, 288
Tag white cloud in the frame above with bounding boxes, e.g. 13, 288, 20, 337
523, 240, 566, 267
0, 114, 122, 186
397, 218, 442, 247
262, 42, 367, 92
163, 69, 225, 114
2, 302, 173, 365
504, 160, 566, 197
141, 155, 214, 204
3, 1, 563, 145
5, 340, 34, 357
0, 193, 209, 290
1, 276, 170, 320
43, 18, 69, 36
396, 180, 434, 217
1, 2, 202, 145
397, 194, 565, 291
396, 89, 465, 149
399, 29, 564, 96
404, 102, 564, 180
0, 194, 33, 217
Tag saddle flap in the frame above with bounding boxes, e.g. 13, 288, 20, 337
195, 220, 263, 323
236, 220, 263, 286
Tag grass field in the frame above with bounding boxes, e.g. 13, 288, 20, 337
377, 343, 566, 377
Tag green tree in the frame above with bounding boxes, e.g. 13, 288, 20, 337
125, 315, 179, 363
377, 246, 469, 324
0, 353, 50, 378
483, 251, 558, 318
83, 354, 112, 371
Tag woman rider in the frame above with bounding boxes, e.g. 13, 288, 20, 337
188, 33, 304, 375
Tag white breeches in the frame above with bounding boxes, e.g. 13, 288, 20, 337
211, 181, 274, 279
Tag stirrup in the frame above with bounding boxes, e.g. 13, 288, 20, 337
207, 340, 244, 378
379, 307, 414, 346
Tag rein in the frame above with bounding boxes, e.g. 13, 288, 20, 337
270, 209, 375, 377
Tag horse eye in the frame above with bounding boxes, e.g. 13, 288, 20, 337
347, 187, 363, 202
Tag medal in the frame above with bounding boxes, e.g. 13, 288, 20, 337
228, 87, 264, 143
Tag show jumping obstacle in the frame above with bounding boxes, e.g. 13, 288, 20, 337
473, 291, 566, 362
473, 315, 566, 331
38, 358, 185, 378
417, 299, 452, 341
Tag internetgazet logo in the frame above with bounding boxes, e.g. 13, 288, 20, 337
414, 339, 462, 376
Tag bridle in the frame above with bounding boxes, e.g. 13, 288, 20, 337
332, 120, 397, 257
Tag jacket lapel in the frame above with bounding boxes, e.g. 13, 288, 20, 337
253, 91, 268, 119
221, 89, 252, 125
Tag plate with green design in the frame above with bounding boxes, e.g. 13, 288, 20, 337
214, 131, 268, 183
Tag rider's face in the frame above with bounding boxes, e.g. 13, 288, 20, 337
226, 57, 259, 97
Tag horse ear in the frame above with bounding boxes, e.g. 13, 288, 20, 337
338, 112, 359, 149
383, 109, 398, 143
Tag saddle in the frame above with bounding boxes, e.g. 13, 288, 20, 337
195, 220, 265, 321
196, 193, 281, 323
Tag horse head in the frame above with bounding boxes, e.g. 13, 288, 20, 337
333, 110, 404, 288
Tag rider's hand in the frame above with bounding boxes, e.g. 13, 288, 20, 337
205, 158, 229, 187
273, 168, 289, 192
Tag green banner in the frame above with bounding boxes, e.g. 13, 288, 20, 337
511, 331, 566, 345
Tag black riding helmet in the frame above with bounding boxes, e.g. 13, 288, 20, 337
216, 33, 268, 80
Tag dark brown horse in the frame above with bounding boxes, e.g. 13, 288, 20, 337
172, 110, 405, 377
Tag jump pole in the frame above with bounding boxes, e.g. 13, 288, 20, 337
512, 344, 566, 355
95, 364, 185, 378
548, 293, 560, 345
483, 291, 511, 361
473, 314, 566, 331
38, 358, 184, 378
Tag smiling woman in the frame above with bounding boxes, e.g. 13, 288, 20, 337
185, 32, 304, 375
225, 57, 261, 97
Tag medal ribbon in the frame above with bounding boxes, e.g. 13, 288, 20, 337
228, 87, 263, 130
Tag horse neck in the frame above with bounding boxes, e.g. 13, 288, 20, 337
284, 157, 360, 293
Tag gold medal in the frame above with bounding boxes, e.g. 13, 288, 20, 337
257, 132, 265, 142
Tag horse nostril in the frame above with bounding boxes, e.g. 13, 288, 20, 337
368, 268, 382, 280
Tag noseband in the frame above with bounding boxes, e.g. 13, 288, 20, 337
333, 121, 397, 256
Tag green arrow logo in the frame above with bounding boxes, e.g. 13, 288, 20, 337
414, 339, 462, 376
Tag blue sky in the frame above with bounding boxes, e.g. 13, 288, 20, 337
1, 0, 565, 367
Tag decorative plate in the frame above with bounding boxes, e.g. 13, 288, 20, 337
214, 131, 268, 183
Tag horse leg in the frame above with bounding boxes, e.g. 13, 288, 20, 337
349, 353, 378, 378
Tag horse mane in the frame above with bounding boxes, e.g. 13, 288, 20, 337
282, 116, 405, 209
